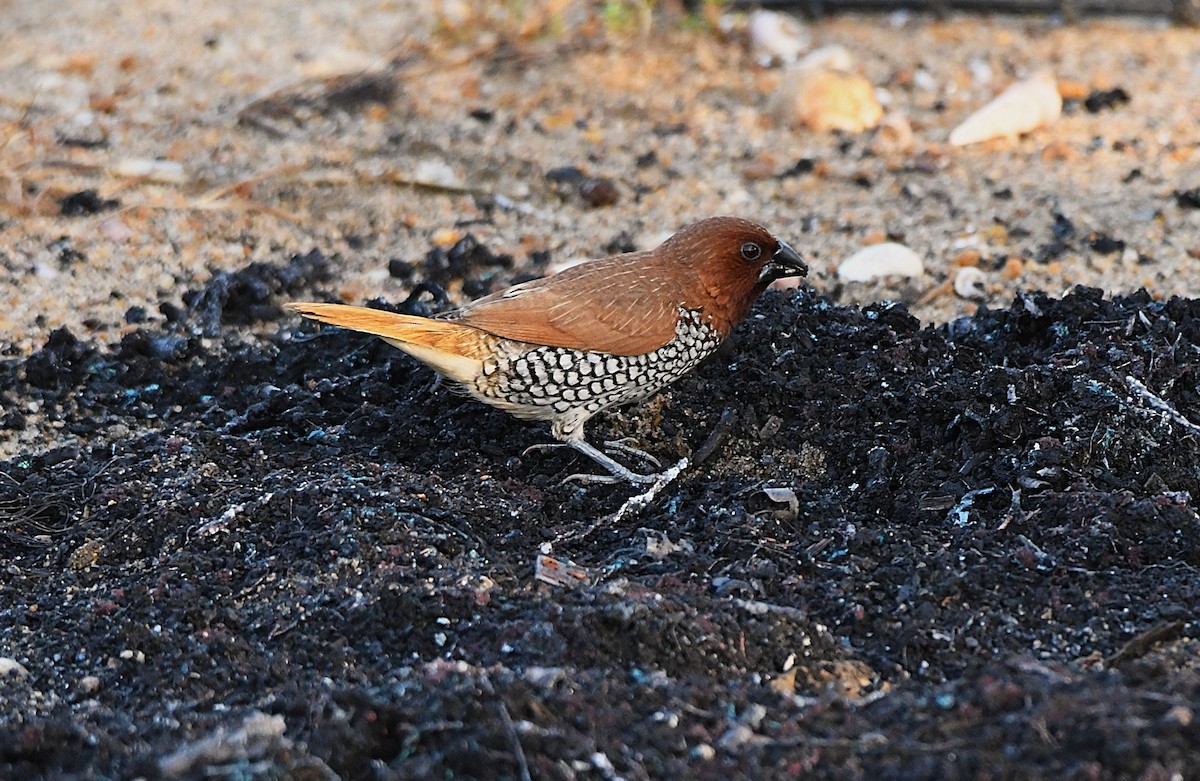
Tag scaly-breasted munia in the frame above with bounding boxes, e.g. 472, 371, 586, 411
288, 216, 807, 483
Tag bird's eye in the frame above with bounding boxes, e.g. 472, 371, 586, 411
739, 242, 763, 262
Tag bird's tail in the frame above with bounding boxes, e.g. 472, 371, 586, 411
287, 302, 488, 383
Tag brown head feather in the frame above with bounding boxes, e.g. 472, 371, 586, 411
679, 217, 785, 335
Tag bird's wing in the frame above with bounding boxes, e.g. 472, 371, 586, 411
450, 252, 686, 356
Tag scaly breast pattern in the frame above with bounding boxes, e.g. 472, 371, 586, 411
473, 309, 722, 438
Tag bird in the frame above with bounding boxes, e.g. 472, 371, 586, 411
288, 216, 807, 484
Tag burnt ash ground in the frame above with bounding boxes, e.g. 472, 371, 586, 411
2, 248, 1200, 780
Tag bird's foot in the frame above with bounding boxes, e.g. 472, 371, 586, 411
560, 439, 669, 486
524, 439, 658, 468
525, 439, 677, 485
600, 439, 662, 469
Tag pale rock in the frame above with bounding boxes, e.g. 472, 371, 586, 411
968, 58, 993, 85
797, 44, 855, 73
913, 69, 937, 92
111, 158, 186, 183
298, 48, 380, 78
949, 71, 1062, 146
99, 219, 136, 242
776, 69, 883, 134
748, 10, 811, 67
838, 243, 924, 282
412, 158, 462, 189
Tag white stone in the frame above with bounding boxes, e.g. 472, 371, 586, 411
949, 71, 1062, 146
412, 158, 462, 189
797, 44, 855, 73
837, 243, 924, 282
748, 10, 811, 67
111, 158, 186, 183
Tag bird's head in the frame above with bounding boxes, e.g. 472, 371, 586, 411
664, 216, 807, 330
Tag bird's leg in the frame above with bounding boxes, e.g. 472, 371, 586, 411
601, 439, 662, 469
530, 438, 660, 469
523, 441, 643, 484
562, 439, 659, 485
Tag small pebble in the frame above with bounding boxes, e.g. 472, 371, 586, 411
776, 70, 883, 134
111, 158, 185, 183
388, 258, 414, 280
546, 166, 585, 189
1162, 706, 1193, 727
1174, 188, 1200, 210
1086, 233, 1125, 254
912, 68, 937, 92
59, 189, 119, 217
748, 10, 811, 67
579, 177, 619, 208
869, 112, 915, 155
837, 243, 924, 282
967, 58, 993, 85
797, 44, 855, 73
1084, 88, 1130, 113
412, 159, 461, 189
952, 249, 982, 267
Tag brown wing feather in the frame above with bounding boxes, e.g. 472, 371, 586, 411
448, 251, 684, 356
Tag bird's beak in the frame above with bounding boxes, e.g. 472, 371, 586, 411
759, 239, 808, 283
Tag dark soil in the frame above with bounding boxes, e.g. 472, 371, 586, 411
2, 248, 1199, 780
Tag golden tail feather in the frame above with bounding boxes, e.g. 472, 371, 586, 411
287, 302, 487, 384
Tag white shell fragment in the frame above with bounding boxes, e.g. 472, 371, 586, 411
412, 158, 463, 189
837, 243, 924, 282
954, 266, 989, 299
748, 10, 811, 67
797, 44, 855, 73
949, 71, 1062, 146
111, 158, 186, 183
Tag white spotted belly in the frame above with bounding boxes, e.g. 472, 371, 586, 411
471, 309, 721, 439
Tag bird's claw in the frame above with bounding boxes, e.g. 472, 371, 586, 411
525, 439, 663, 484
559, 468, 659, 487
559, 472, 623, 486
522, 442, 564, 457
601, 439, 661, 469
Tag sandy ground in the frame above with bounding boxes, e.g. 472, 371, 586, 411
2, 1, 1199, 367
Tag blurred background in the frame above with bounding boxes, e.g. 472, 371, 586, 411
2, 0, 1198, 352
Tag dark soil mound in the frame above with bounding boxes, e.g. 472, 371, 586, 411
2, 253, 1198, 780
